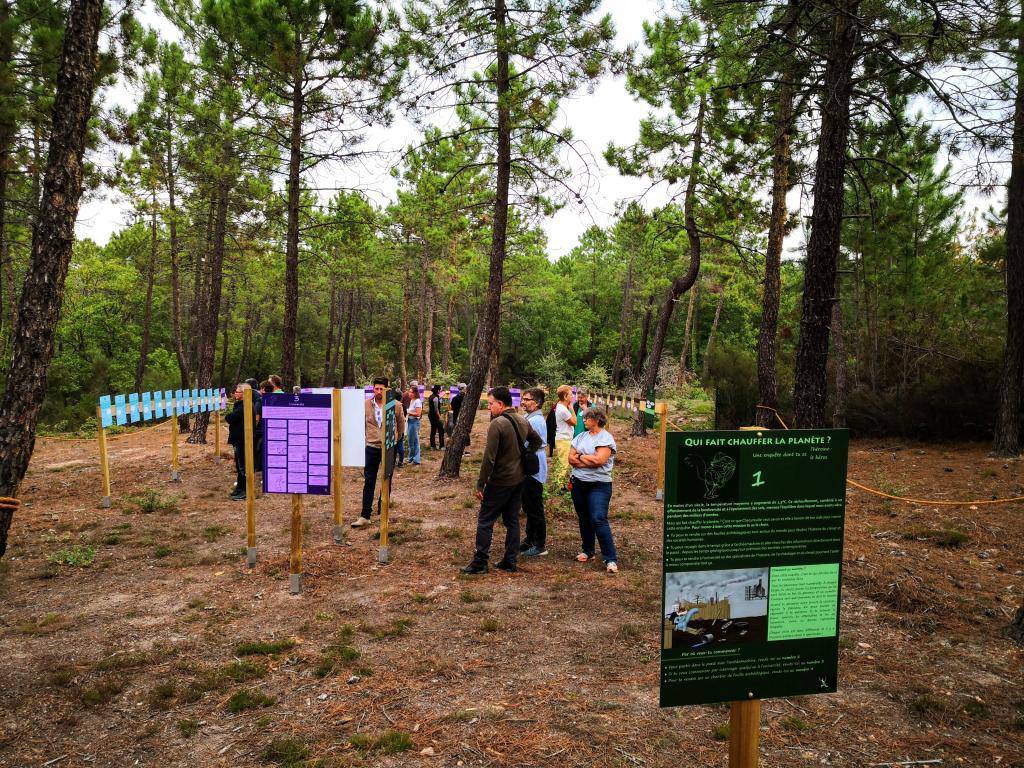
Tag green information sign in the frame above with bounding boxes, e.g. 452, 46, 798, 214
659, 428, 848, 707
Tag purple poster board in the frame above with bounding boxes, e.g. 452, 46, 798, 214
510, 387, 521, 408
450, 386, 459, 398
364, 385, 374, 400
261, 392, 332, 496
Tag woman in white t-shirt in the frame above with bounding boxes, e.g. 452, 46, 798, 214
551, 384, 577, 489
568, 406, 618, 573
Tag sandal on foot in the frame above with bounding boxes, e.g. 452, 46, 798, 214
576, 552, 593, 563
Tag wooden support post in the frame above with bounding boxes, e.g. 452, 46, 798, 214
655, 401, 668, 500
213, 408, 222, 462
729, 699, 761, 768
244, 387, 257, 566
378, 475, 391, 565
290, 493, 303, 594
332, 388, 344, 544
96, 406, 112, 508
170, 405, 181, 482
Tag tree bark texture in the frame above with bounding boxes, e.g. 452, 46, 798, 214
677, 285, 697, 386
792, 0, 860, 428
281, 49, 304, 389
0, 0, 104, 557
993, 7, 1024, 456
632, 95, 706, 436
399, 283, 409, 385
134, 198, 158, 391
831, 272, 848, 428
701, 286, 725, 381
439, 0, 509, 478
754, 9, 796, 427
612, 252, 636, 386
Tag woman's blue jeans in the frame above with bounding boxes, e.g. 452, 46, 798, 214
570, 479, 617, 563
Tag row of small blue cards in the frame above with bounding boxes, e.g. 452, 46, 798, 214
97, 389, 227, 428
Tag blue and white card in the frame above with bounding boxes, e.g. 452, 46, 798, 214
129, 393, 140, 423
115, 395, 127, 426
99, 395, 113, 429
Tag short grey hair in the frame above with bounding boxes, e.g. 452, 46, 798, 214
581, 406, 607, 428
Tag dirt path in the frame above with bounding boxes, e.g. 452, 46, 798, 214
0, 416, 1022, 767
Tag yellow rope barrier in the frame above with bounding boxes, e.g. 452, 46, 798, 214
665, 404, 1024, 507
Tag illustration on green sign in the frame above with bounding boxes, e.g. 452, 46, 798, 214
660, 428, 849, 708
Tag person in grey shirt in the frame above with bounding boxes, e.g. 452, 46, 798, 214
519, 387, 549, 556
568, 406, 619, 573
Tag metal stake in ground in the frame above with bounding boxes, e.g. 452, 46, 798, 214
290, 493, 303, 594
243, 387, 257, 567
213, 408, 222, 463
96, 406, 111, 508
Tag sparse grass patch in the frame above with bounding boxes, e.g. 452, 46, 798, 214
315, 627, 360, 678
128, 489, 179, 515
148, 681, 177, 710
781, 715, 810, 732
201, 528, 230, 544
460, 589, 491, 604
712, 722, 730, 740
349, 730, 413, 755
360, 618, 413, 639
152, 545, 173, 558
963, 698, 989, 717
17, 612, 70, 634
47, 666, 76, 687
234, 637, 296, 656
933, 528, 969, 548
479, 617, 500, 633
226, 688, 275, 713
222, 659, 268, 682
101, 533, 123, 545
617, 622, 645, 640
177, 718, 200, 738
263, 737, 310, 767
47, 544, 95, 567
79, 678, 125, 706
909, 693, 951, 720
94, 650, 154, 671
437, 525, 463, 539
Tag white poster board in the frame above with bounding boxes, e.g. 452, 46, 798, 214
340, 388, 366, 467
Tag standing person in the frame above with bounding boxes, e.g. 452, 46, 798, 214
568, 407, 619, 574
353, 377, 406, 528
259, 380, 274, 396
225, 382, 258, 500
245, 377, 263, 475
406, 381, 423, 465
268, 375, 284, 393
428, 384, 445, 450
552, 385, 577, 488
520, 387, 548, 557
450, 383, 469, 447
393, 381, 406, 468
461, 386, 542, 574
573, 390, 591, 437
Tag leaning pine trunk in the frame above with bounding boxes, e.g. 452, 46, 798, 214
280, 50, 304, 389
134, 195, 158, 392
0, 0, 104, 557
792, 0, 859, 428
701, 286, 725, 381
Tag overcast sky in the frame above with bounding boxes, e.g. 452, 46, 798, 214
75, 0, 672, 258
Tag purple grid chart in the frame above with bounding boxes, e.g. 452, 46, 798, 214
261, 393, 333, 495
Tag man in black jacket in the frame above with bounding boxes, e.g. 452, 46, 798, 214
461, 386, 542, 574
225, 382, 259, 500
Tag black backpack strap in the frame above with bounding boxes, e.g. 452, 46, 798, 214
501, 412, 526, 459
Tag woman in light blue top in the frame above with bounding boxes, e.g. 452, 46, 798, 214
568, 406, 618, 573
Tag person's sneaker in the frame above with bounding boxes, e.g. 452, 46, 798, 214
229, 493, 246, 501
351, 517, 370, 529
522, 546, 548, 557
606, 561, 619, 574
494, 560, 518, 573
460, 562, 488, 575
519, 541, 532, 553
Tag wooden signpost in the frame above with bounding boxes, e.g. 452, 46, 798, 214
243, 387, 257, 567
378, 394, 397, 565
655, 401, 668, 500
170, 400, 181, 482
290, 493, 303, 594
96, 406, 112, 508
332, 388, 344, 545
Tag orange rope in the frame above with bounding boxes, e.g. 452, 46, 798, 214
0, 496, 20, 512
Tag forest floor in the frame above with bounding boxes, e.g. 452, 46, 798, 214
0, 409, 1022, 768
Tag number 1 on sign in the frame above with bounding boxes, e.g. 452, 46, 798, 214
751, 470, 765, 487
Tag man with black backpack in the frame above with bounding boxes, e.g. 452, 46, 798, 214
461, 386, 542, 575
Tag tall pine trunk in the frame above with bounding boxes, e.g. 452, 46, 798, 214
399, 283, 409, 384
701, 286, 725, 381
188, 139, 232, 444
134, 195, 158, 391
442, 292, 453, 372
632, 96, 706, 436
425, 282, 436, 376
993, 7, 1024, 456
677, 286, 697, 386
322, 282, 338, 385
439, 0, 510, 478
831, 272, 848, 427
612, 252, 636, 386
281, 51, 304, 389
0, 0, 104, 557
755, 7, 797, 426
792, 0, 859, 428
0, 0, 14, 360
